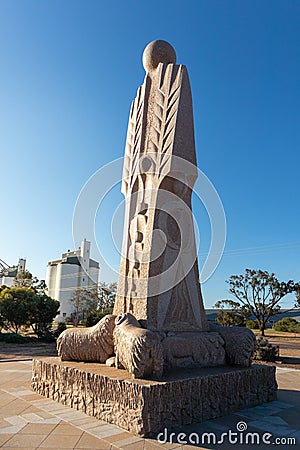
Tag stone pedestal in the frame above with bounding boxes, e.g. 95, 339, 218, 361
32, 357, 277, 437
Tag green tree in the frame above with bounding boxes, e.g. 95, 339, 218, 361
28, 294, 60, 338
98, 282, 117, 311
0, 276, 59, 337
224, 269, 300, 336
69, 282, 117, 324
0, 287, 34, 333
14, 270, 46, 292
214, 299, 250, 326
69, 285, 99, 321
13, 270, 34, 288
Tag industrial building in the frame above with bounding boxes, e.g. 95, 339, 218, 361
46, 239, 99, 321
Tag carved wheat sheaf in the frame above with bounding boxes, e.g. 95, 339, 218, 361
149, 64, 182, 178
122, 83, 147, 193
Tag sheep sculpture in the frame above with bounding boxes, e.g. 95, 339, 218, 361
114, 313, 164, 379
57, 314, 116, 362
210, 323, 256, 366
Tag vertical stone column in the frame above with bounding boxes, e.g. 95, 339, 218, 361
114, 40, 209, 332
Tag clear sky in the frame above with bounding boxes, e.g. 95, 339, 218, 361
0, 0, 299, 308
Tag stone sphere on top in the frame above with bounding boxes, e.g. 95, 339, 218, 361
142, 40, 176, 72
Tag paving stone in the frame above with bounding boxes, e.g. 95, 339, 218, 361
52, 422, 83, 435
75, 432, 112, 449
5, 415, 28, 426
19, 423, 58, 435
285, 431, 300, 441
262, 416, 288, 425
120, 440, 145, 449
77, 420, 107, 430
89, 425, 129, 439
8, 390, 34, 397
3, 433, 47, 448
0, 423, 26, 434
111, 435, 144, 448
38, 432, 82, 448
33, 410, 58, 420
247, 420, 296, 437
72, 417, 101, 426
103, 431, 131, 443
1, 447, 37, 450
265, 400, 293, 409
0, 434, 13, 446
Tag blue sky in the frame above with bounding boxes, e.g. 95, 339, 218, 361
0, 0, 299, 308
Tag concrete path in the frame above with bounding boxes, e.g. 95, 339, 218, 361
0, 360, 299, 449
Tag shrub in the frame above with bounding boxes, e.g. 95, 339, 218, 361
274, 317, 299, 332
86, 310, 106, 327
83, 308, 114, 327
0, 332, 32, 344
246, 319, 259, 329
290, 322, 300, 333
254, 336, 278, 362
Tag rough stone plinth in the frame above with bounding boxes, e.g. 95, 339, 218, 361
32, 357, 277, 437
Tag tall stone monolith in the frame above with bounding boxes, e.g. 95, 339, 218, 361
113, 40, 209, 333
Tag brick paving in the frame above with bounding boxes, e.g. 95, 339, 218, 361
0, 359, 299, 449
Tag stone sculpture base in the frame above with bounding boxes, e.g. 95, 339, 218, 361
32, 357, 277, 437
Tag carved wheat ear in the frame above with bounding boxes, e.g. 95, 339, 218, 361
122, 82, 148, 193
131, 81, 150, 189
149, 64, 183, 179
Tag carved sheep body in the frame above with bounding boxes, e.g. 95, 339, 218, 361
210, 323, 256, 366
57, 314, 116, 362
114, 313, 164, 379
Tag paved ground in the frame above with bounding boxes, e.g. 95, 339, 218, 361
0, 343, 57, 362
0, 359, 299, 449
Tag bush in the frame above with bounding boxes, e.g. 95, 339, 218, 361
254, 336, 278, 362
86, 310, 104, 327
85, 309, 112, 327
291, 322, 300, 333
52, 322, 67, 339
246, 319, 259, 329
0, 332, 32, 344
274, 317, 299, 332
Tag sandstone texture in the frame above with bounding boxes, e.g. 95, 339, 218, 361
32, 357, 277, 436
